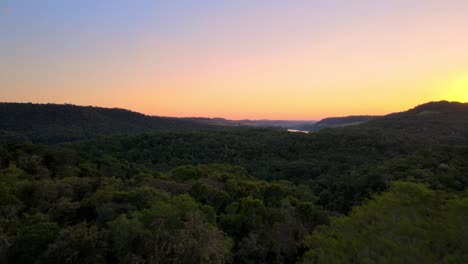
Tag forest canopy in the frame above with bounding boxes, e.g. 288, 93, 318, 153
0, 101, 467, 263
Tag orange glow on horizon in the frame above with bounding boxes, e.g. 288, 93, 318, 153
1, 1, 468, 120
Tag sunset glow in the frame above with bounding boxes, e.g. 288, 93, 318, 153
1, 1, 468, 119
448, 76, 468, 102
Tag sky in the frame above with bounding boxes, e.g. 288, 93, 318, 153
1, 0, 468, 120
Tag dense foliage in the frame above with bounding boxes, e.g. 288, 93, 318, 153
0, 101, 467, 263
300, 182, 468, 263
367, 101, 468, 144
72, 126, 468, 213
0, 142, 329, 263
0, 103, 216, 143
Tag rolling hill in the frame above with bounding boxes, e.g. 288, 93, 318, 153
0, 103, 218, 143
297, 115, 378, 131
366, 101, 468, 143
0, 100, 467, 263
1, 101, 466, 144
298, 101, 468, 140
184, 117, 316, 130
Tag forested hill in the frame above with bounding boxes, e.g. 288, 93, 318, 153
2, 101, 464, 144
68, 101, 468, 213
366, 101, 468, 143
299, 100, 468, 133
0, 103, 218, 143
300, 115, 378, 131
0, 101, 467, 263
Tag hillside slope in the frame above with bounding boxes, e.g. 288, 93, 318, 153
366, 101, 468, 143
0, 101, 467, 263
302, 115, 377, 131
0, 103, 217, 143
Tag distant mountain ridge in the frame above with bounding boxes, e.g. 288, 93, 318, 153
183, 117, 316, 130
0, 103, 218, 143
301, 101, 468, 136
297, 115, 378, 131
366, 101, 468, 143
1, 100, 467, 144
0, 103, 319, 143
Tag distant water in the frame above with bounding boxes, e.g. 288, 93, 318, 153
287, 129, 309, 134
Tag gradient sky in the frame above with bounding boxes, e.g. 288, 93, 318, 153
1, 0, 468, 119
